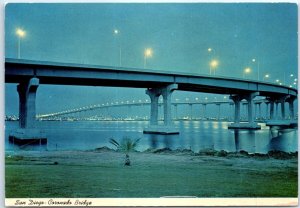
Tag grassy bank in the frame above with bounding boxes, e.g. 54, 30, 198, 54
5, 149, 298, 198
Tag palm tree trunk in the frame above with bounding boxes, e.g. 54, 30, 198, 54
125, 154, 131, 166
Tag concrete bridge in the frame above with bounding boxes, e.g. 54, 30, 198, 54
37, 99, 276, 122
6, 58, 297, 140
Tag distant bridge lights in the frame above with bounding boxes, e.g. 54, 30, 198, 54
16, 28, 26, 59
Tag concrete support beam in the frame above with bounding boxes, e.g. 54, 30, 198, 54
216, 104, 221, 120
17, 78, 39, 128
174, 104, 178, 120
189, 104, 193, 120
286, 95, 297, 120
202, 104, 206, 119
228, 92, 260, 129
144, 84, 179, 134
258, 103, 262, 119
230, 95, 242, 124
9, 77, 47, 144
146, 88, 161, 125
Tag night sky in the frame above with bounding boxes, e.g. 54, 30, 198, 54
5, 3, 298, 115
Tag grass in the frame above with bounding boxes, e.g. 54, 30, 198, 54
5, 151, 298, 198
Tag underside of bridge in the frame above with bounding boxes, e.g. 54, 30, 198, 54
5, 59, 298, 140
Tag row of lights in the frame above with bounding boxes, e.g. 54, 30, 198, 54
16, 28, 297, 88
16, 28, 154, 69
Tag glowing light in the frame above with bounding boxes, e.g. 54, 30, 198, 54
290, 74, 294, 77
16, 28, 26, 38
208, 48, 212, 52
244, 67, 251, 74
144, 48, 153, 58
210, 59, 219, 68
252, 58, 256, 62
276, 79, 280, 83
265, 74, 269, 78
113, 29, 119, 35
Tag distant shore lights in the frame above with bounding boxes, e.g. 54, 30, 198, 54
16, 28, 26, 59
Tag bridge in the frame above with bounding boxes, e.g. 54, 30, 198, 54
36, 99, 274, 122
5, 58, 297, 140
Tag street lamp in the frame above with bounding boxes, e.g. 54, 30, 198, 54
263, 74, 270, 81
243, 67, 251, 78
144, 48, 153, 68
113, 29, 122, 66
252, 58, 260, 80
16, 28, 26, 59
209, 59, 219, 75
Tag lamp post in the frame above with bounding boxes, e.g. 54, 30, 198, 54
113, 29, 122, 67
144, 48, 153, 69
263, 74, 269, 81
243, 67, 251, 78
209, 59, 219, 75
16, 28, 26, 59
252, 58, 259, 81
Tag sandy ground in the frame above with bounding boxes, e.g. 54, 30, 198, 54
5, 149, 298, 198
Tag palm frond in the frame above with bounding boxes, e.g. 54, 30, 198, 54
109, 138, 120, 148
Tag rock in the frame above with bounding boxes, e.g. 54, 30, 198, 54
152, 148, 173, 154
239, 150, 249, 156
217, 150, 228, 157
198, 148, 217, 156
94, 146, 114, 152
53, 161, 59, 165
268, 150, 296, 160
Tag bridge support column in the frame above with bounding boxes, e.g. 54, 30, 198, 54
216, 104, 221, 120
145, 88, 160, 125
9, 78, 47, 145
202, 104, 207, 120
266, 95, 297, 128
286, 95, 296, 120
174, 104, 178, 120
228, 92, 261, 130
144, 84, 179, 134
265, 102, 269, 120
189, 104, 193, 120
258, 103, 262, 120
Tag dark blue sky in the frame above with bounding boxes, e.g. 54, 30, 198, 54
5, 3, 298, 115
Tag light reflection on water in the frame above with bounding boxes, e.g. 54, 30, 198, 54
5, 120, 298, 153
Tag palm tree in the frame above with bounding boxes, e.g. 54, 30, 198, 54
109, 137, 141, 166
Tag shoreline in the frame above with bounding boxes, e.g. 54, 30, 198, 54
5, 148, 298, 198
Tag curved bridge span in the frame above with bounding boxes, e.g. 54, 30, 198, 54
5, 58, 297, 137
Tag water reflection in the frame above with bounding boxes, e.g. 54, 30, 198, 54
5, 121, 298, 153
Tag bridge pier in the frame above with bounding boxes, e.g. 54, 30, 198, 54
189, 104, 193, 120
286, 95, 296, 120
216, 103, 221, 120
144, 84, 179, 134
228, 92, 261, 129
202, 104, 207, 120
266, 95, 297, 127
9, 77, 47, 145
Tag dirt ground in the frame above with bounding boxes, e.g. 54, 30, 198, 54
5, 149, 298, 198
